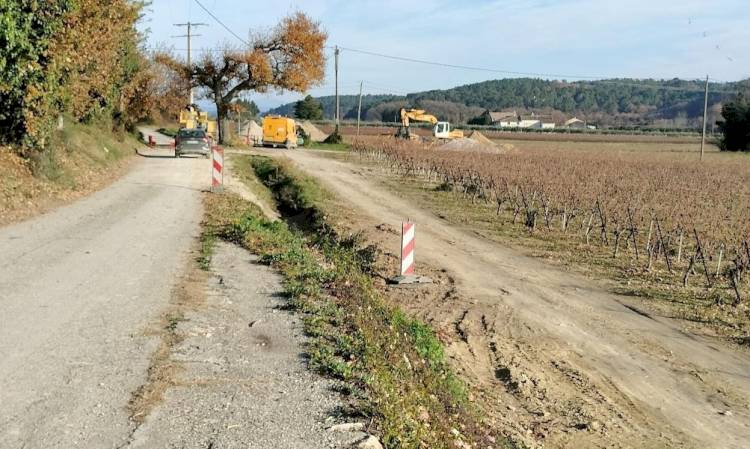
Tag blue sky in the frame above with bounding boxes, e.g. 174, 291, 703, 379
140, 0, 750, 112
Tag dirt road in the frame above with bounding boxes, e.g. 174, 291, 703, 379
0, 149, 208, 447
279, 149, 750, 449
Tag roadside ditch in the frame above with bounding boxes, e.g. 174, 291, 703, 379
200, 154, 519, 449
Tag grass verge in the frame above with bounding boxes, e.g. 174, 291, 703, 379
1, 120, 137, 225
228, 154, 281, 217
156, 127, 178, 138
203, 157, 516, 449
197, 231, 215, 271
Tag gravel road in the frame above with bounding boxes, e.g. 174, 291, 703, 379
126, 241, 364, 448
0, 146, 208, 448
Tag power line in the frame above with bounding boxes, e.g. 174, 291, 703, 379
193, 0, 249, 45
362, 81, 410, 95
335, 45, 741, 94
336, 46, 604, 80
154, 3, 744, 96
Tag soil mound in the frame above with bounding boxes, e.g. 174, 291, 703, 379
241, 120, 263, 144
437, 137, 509, 154
466, 130, 496, 146
299, 121, 328, 142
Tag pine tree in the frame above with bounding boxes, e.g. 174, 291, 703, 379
717, 94, 750, 152
294, 95, 323, 120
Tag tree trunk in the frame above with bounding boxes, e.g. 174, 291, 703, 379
213, 89, 225, 145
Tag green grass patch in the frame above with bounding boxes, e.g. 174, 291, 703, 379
229, 155, 280, 216
203, 161, 514, 449
197, 231, 216, 271
248, 155, 328, 227
157, 127, 179, 138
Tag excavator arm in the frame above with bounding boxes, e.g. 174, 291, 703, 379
396, 108, 439, 139
396, 107, 463, 140
400, 108, 438, 127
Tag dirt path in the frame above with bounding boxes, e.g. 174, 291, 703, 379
137, 126, 175, 146
125, 241, 365, 448
279, 149, 750, 449
0, 148, 209, 448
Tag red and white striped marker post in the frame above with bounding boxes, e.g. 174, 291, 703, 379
401, 222, 416, 276
211, 146, 224, 191
390, 221, 431, 285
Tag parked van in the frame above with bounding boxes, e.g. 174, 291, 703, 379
262, 116, 297, 149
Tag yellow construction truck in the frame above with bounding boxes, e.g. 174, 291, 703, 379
396, 107, 464, 140
261, 115, 298, 149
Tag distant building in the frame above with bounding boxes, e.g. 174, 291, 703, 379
480, 110, 555, 129
564, 117, 586, 129
479, 110, 518, 125
519, 119, 542, 129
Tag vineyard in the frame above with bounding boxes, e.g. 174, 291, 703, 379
352, 138, 750, 314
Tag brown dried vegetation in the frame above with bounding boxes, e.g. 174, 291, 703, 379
353, 138, 750, 318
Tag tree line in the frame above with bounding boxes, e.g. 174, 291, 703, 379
1, 2, 327, 150
268, 77, 750, 130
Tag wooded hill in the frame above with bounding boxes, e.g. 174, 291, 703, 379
267, 78, 750, 128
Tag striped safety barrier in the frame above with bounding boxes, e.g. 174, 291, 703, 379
400, 222, 415, 276
212, 146, 224, 190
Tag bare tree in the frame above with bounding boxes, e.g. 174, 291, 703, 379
189, 12, 326, 143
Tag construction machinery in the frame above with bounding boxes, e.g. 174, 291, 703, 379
396, 108, 464, 140
261, 115, 298, 149
179, 104, 217, 140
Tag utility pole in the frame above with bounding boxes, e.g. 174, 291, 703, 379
173, 22, 208, 105
334, 45, 340, 135
700, 75, 709, 161
356, 80, 363, 138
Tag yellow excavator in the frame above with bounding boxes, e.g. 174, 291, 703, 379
395, 107, 464, 140
179, 104, 217, 140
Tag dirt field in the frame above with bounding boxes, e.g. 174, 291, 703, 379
489, 137, 720, 154
273, 149, 750, 449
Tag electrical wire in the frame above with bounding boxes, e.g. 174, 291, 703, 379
193, 0, 249, 45
170, 5, 743, 95
337, 46, 742, 94
336, 46, 603, 80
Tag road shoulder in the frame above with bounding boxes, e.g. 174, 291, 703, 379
125, 240, 364, 448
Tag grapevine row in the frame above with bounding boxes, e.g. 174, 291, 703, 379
352, 138, 750, 304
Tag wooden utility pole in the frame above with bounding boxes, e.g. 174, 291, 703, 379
173, 22, 208, 104
356, 80, 363, 138
334, 46, 340, 135
700, 74, 709, 161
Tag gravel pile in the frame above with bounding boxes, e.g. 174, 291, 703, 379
438, 137, 507, 154
300, 121, 329, 142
